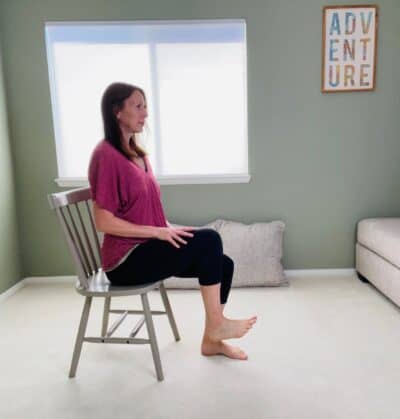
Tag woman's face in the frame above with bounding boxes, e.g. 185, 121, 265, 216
116, 90, 148, 133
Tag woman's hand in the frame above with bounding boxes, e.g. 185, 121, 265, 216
155, 226, 198, 248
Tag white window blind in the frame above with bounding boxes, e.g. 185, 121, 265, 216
45, 20, 249, 186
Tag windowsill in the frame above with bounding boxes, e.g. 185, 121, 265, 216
54, 174, 251, 188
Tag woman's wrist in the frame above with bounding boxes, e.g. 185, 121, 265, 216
151, 226, 161, 239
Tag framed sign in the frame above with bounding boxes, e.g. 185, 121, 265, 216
321, 5, 379, 92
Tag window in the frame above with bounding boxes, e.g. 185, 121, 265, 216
45, 20, 249, 186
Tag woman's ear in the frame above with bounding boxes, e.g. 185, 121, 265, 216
112, 105, 121, 120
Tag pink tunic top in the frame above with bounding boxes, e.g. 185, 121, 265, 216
88, 140, 168, 271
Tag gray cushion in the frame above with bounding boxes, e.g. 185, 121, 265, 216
163, 218, 288, 288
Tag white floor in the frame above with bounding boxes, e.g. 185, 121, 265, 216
1, 274, 399, 419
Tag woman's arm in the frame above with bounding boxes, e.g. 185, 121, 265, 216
93, 201, 160, 239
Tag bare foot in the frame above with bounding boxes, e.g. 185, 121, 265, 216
201, 338, 248, 360
206, 315, 257, 342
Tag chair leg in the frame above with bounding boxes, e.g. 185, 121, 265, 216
69, 296, 92, 378
159, 282, 180, 341
101, 296, 111, 336
141, 293, 164, 381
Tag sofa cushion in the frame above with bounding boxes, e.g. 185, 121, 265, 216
163, 218, 288, 288
357, 218, 400, 269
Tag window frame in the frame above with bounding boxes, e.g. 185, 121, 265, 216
45, 19, 250, 186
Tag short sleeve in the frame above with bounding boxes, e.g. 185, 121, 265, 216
88, 149, 120, 215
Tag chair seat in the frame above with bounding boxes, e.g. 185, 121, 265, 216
75, 270, 162, 297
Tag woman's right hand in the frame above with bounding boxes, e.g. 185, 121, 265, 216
155, 226, 198, 248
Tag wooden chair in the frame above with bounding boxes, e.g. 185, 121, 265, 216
47, 187, 180, 381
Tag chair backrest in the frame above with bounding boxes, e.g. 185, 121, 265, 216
48, 187, 102, 288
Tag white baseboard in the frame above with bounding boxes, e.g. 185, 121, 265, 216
24, 276, 76, 285
0, 269, 357, 303
285, 268, 356, 278
0, 276, 77, 303
0, 280, 26, 303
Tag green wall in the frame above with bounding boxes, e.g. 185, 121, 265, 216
0, 0, 399, 280
0, 34, 22, 293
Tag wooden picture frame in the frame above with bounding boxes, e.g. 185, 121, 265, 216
321, 4, 379, 93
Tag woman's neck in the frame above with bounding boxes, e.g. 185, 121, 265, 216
119, 125, 134, 150
119, 126, 140, 159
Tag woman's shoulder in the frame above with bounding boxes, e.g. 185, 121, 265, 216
90, 140, 149, 170
94, 139, 116, 154
89, 141, 122, 178
91, 140, 121, 162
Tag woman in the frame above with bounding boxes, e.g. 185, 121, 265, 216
88, 82, 257, 360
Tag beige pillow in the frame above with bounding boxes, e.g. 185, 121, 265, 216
217, 219, 287, 287
163, 218, 288, 288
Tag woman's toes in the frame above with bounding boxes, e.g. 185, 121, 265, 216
224, 343, 248, 360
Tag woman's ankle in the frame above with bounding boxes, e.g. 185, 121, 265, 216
205, 314, 225, 331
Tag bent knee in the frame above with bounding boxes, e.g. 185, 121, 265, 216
191, 228, 223, 255
196, 228, 222, 244
223, 255, 234, 272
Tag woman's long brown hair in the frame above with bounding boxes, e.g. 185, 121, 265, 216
101, 82, 147, 159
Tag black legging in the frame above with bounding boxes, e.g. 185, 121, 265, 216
105, 228, 234, 304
